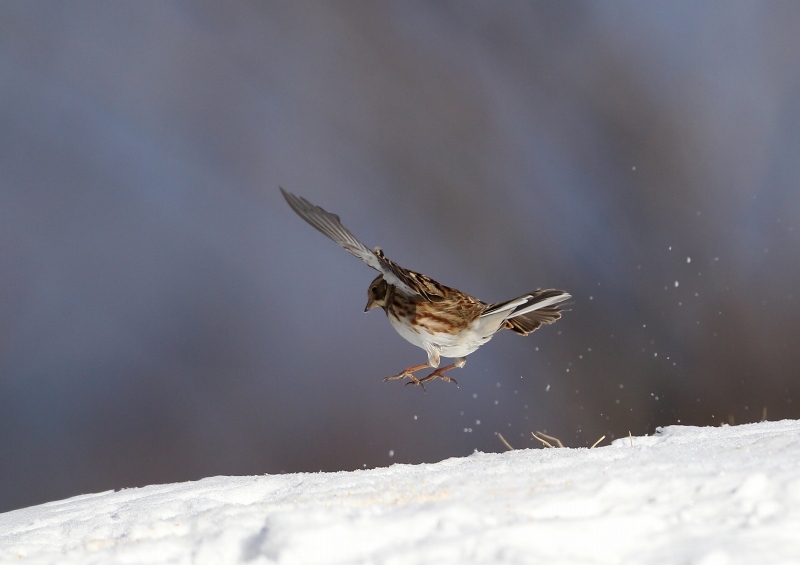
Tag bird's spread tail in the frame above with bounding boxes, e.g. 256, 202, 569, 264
482, 289, 571, 336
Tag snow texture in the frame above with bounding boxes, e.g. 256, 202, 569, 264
2, 420, 800, 564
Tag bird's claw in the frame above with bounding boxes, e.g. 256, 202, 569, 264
404, 379, 426, 392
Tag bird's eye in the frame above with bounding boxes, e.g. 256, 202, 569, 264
371, 286, 378, 293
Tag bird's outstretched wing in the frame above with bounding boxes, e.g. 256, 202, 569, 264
280, 188, 444, 300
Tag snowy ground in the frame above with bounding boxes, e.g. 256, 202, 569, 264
2, 420, 800, 565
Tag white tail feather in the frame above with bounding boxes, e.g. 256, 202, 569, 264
507, 292, 571, 319
479, 295, 532, 317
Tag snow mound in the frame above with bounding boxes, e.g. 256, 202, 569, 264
2, 420, 800, 564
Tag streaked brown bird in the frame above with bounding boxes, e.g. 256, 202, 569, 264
281, 188, 571, 389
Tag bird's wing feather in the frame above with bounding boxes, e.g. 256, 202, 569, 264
281, 188, 443, 300
372, 248, 445, 301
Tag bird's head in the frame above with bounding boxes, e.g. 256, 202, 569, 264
364, 274, 389, 312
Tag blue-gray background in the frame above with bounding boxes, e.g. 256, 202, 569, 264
2, 2, 799, 513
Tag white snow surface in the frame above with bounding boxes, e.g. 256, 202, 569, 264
3, 420, 800, 564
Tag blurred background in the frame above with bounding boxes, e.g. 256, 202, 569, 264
1, 2, 799, 513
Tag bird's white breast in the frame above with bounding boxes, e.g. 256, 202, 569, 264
387, 311, 496, 359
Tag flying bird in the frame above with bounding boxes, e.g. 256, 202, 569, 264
281, 188, 570, 389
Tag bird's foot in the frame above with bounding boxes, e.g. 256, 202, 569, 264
384, 363, 430, 391
418, 364, 459, 387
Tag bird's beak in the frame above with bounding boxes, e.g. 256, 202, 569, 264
364, 298, 376, 312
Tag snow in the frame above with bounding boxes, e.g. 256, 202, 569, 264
3, 420, 800, 564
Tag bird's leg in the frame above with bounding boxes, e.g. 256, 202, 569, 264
419, 357, 465, 387
383, 363, 430, 388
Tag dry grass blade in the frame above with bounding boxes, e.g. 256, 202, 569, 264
762, 406, 768, 422
628, 431, 633, 447
590, 435, 606, 449
535, 431, 564, 448
497, 433, 515, 451
531, 432, 554, 448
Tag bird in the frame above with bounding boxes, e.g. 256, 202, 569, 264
280, 187, 571, 390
